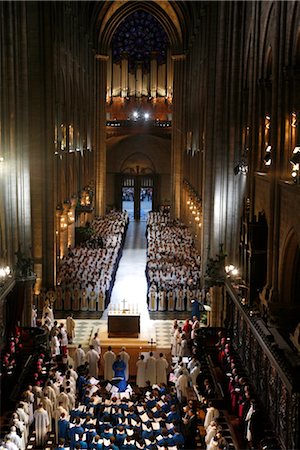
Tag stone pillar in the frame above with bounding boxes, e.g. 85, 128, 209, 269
94, 54, 108, 216
171, 54, 186, 219
107, 49, 112, 101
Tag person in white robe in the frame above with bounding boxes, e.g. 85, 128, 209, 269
86, 345, 99, 378
148, 285, 157, 311
158, 290, 166, 311
51, 332, 60, 357
56, 387, 69, 412
176, 288, 184, 311
31, 307, 37, 327
81, 287, 88, 311
11, 418, 26, 450
179, 333, 191, 358
167, 290, 175, 311
175, 371, 188, 403
119, 347, 130, 381
3, 437, 18, 450
72, 287, 80, 311
156, 353, 169, 385
74, 344, 86, 369
190, 362, 201, 388
41, 394, 53, 431
98, 290, 105, 311
91, 332, 101, 355
89, 288, 97, 311
42, 299, 54, 323
103, 346, 116, 381
16, 404, 29, 440
33, 404, 49, 446
66, 314, 76, 343
146, 352, 157, 386
23, 386, 34, 425
6, 427, 22, 450
136, 355, 147, 388
204, 402, 220, 429
43, 382, 56, 406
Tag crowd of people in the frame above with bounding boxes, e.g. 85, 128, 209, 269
36, 211, 128, 313
0, 312, 230, 450
146, 213, 201, 312
216, 333, 263, 449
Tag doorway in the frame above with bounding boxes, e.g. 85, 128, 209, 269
119, 174, 156, 220
122, 187, 135, 220
140, 187, 153, 220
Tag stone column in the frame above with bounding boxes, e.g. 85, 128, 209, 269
94, 54, 108, 216
171, 54, 186, 219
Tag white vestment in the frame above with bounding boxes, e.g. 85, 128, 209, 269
156, 357, 169, 385
74, 347, 86, 369
103, 350, 116, 381
92, 337, 101, 355
33, 407, 49, 446
136, 359, 147, 387
204, 406, 220, 429
86, 348, 99, 378
146, 356, 157, 385
66, 316, 76, 341
175, 373, 188, 402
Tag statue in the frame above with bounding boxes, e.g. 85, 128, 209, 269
15, 246, 34, 277
204, 243, 227, 288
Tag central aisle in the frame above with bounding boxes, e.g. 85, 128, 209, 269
98, 220, 157, 344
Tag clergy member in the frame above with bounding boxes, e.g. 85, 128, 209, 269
136, 354, 147, 388
74, 344, 85, 369
103, 346, 116, 381
86, 345, 99, 378
146, 352, 157, 386
33, 403, 49, 447
156, 353, 169, 385
66, 314, 76, 343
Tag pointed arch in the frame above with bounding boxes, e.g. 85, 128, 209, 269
279, 228, 300, 306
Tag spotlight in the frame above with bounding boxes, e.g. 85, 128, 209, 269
133, 111, 139, 119
290, 147, 300, 165
144, 113, 150, 120
263, 146, 272, 166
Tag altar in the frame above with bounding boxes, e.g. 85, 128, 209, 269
108, 312, 140, 338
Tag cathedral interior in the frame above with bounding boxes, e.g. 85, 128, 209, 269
0, 1, 300, 449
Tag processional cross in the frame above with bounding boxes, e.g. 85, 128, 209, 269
121, 298, 128, 313
148, 337, 156, 351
